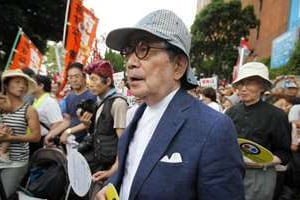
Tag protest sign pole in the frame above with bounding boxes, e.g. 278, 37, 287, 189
5, 28, 22, 70
62, 0, 71, 47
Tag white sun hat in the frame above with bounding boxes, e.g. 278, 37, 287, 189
232, 62, 272, 88
1, 69, 37, 94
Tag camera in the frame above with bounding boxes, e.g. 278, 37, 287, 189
76, 99, 97, 116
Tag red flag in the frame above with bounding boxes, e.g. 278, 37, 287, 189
8, 32, 43, 72
61, 0, 98, 90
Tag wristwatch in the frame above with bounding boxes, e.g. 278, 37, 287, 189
66, 128, 72, 135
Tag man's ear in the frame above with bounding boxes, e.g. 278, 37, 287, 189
174, 54, 188, 81
106, 77, 112, 86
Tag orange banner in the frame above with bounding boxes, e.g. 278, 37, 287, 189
63, 0, 98, 80
9, 33, 43, 71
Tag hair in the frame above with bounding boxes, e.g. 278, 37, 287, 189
21, 67, 35, 78
2, 76, 28, 95
202, 87, 217, 102
67, 62, 84, 73
3, 77, 12, 91
35, 75, 51, 92
85, 60, 115, 87
164, 42, 191, 90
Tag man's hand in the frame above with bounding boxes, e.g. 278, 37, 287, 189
0, 124, 12, 141
94, 186, 108, 200
79, 111, 93, 128
92, 169, 113, 182
44, 133, 54, 146
60, 130, 70, 144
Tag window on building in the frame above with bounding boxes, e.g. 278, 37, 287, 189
259, 0, 263, 11
256, 23, 260, 40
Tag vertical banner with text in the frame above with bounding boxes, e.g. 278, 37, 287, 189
62, 0, 98, 89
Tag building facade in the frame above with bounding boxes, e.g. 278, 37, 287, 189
242, 0, 290, 60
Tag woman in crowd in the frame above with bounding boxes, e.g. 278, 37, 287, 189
0, 69, 40, 198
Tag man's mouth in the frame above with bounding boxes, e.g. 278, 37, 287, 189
129, 76, 144, 83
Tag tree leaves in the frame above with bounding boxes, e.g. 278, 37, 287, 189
190, 0, 258, 80
0, 0, 67, 70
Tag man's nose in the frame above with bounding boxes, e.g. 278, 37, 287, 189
126, 53, 140, 70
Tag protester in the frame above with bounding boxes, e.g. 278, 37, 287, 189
287, 104, 300, 197
226, 62, 291, 200
44, 62, 97, 145
78, 60, 128, 198
95, 9, 244, 200
30, 75, 63, 154
50, 79, 61, 100
202, 87, 223, 112
82, 60, 128, 175
0, 75, 12, 162
0, 69, 41, 198
21, 67, 36, 105
222, 93, 240, 113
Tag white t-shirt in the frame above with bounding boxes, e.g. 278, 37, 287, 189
119, 88, 178, 200
34, 94, 63, 136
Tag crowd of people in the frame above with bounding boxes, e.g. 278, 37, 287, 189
0, 8, 299, 200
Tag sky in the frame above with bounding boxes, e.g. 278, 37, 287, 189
83, 0, 198, 53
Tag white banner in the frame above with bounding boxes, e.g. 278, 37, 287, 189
199, 77, 218, 89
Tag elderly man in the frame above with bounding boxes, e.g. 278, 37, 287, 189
96, 9, 244, 200
226, 62, 291, 200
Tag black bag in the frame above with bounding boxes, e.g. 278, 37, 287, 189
26, 159, 67, 200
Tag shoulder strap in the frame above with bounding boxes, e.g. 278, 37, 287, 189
40, 121, 50, 130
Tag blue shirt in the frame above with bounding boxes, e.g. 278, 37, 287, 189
64, 90, 97, 141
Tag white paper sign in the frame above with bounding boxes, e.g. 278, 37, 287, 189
199, 77, 218, 89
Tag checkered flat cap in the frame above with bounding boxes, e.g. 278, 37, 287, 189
106, 9, 198, 89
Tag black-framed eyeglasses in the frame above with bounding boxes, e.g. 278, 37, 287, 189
120, 41, 169, 60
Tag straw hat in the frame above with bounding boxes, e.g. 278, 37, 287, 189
1, 69, 37, 94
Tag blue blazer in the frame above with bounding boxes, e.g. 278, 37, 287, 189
109, 89, 245, 200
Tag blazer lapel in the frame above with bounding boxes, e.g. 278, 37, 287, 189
129, 89, 192, 200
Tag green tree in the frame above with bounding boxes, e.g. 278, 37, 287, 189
0, 0, 67, 70
190, 0, 258, 80
104, 49, 125, 72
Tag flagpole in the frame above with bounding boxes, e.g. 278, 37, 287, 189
5, 28, 22, 70
238, 47, 245, 73
62, 0, 71, 47
55, 42, 63, 74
